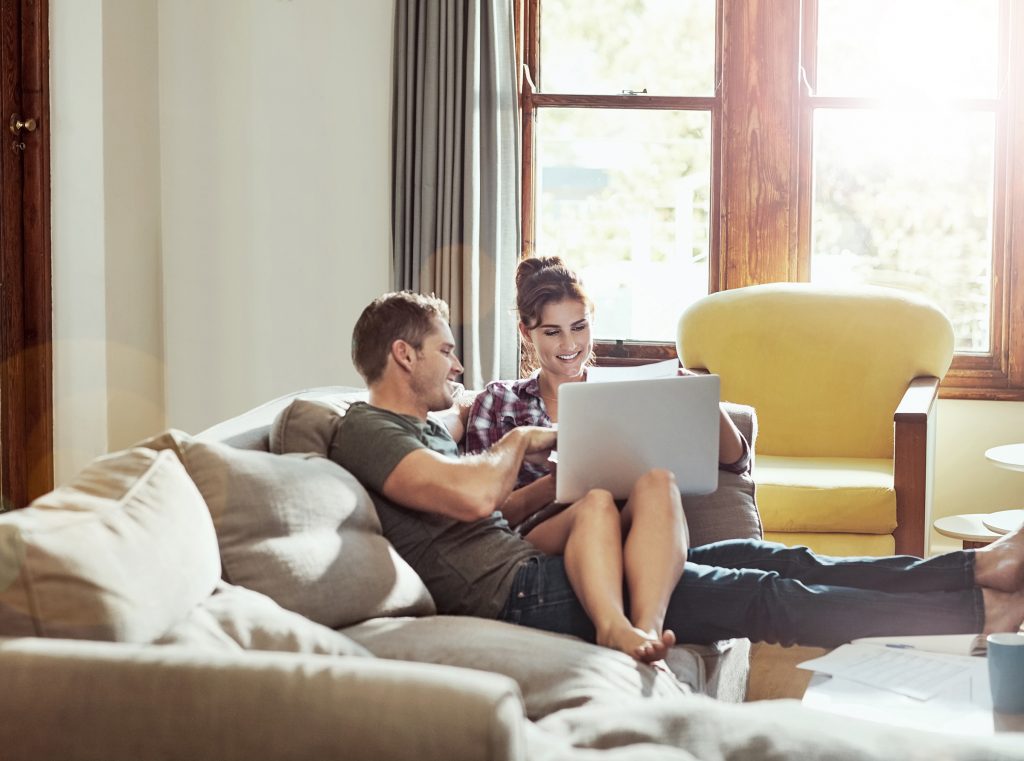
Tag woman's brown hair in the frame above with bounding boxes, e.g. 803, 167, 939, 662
515, 256, 594, 370
515, 256, 593, 329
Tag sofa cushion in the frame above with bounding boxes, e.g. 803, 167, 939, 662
342, 615, 689, 720
755, 454, 896, 533
142, 431, 435, 629
0, 448, 221, 642
157, 582, 372, 657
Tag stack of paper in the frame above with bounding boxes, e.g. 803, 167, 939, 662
798, 642, 979, 701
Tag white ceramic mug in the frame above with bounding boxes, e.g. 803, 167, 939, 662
987, 632, 1024, 714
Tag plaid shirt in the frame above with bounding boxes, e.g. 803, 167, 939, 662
465, 374, 552, 488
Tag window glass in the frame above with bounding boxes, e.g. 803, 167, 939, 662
535, 108, 712, 341
810, 108, 995, 352
815, 0, 999, 98
539, 0, 715, 96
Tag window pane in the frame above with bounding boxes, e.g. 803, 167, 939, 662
810, 109, 994, 352
815, 0, 998, 99
539, 0, 715, 96
535, 108, 711, 341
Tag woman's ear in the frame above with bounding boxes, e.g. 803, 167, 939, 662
518, 322, 532, 344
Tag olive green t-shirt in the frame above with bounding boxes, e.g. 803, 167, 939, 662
329, 402, 543, 618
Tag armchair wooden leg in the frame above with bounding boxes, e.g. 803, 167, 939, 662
893, 377, 940, 557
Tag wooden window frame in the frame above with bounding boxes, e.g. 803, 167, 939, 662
517, 0, 1024, 398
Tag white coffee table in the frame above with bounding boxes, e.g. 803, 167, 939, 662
803, 667, 1024, 736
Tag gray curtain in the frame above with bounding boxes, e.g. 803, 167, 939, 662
392, 0, 520, 388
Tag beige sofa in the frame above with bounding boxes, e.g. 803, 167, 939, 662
0, 387, 1021, 761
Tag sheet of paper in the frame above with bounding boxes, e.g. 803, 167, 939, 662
797, 643, 975, 700
586, 359, 680, 383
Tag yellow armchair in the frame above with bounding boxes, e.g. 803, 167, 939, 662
677, 283, 955, 557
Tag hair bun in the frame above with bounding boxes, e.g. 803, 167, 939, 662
515, 256, 566, 288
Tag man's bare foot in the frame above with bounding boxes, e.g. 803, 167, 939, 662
974, 524, 1024, 592
981, 586, 1024, 635
599, 624, 676, 663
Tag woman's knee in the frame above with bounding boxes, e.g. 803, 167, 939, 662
574, 489, 619, 523
628, 469, 680, 515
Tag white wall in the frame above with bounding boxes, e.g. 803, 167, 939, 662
50, 0, 113, 482
930, 400, 1024, 553
50, 0, 392, 483
158, 0, 393, 434
102, 0, 166, 454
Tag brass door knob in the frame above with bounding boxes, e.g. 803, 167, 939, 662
9, 114, 37, 135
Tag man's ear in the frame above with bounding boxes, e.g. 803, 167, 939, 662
390, 339, 417, 373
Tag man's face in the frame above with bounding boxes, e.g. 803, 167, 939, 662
410, 316, 464, 412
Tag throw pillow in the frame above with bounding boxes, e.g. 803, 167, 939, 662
269, 396, 359, 456
143, 431, 435, 629
157, 581, 372, 657
0, 448, 221, 642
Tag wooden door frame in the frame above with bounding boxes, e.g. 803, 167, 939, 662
1, 0, 52, 510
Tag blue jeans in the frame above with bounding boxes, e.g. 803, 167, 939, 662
497, 539, 983, 648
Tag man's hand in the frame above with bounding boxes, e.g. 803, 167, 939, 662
524, 421, 557, 452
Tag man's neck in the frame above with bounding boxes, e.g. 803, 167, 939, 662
367, 382, 429, 421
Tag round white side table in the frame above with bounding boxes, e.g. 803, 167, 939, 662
982, 508, 1024, 535
982, 443, 1024, 539
985, 443, 1024, 472
933, 513, 1001, 549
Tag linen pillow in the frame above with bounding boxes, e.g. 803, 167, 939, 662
0, 448, 221, 642
157, 581, 372, 656
269, 396, 358, 455
143, 431, 435, 629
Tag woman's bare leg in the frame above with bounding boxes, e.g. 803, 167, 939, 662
525, 490, 668, 662
620, 469, 688, 658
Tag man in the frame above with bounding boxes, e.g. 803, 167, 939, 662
332, 291, 1024, 656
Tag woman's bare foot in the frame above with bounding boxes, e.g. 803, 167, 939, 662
599, 623, 676, 663
981, 586, 1024, 635
974, 524, 1024, 592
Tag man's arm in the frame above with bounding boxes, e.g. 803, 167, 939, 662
381, 426, 556, 522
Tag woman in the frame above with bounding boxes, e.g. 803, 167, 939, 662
466, 256, 748, 663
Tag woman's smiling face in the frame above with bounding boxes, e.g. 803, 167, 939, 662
522, 298, 592, 381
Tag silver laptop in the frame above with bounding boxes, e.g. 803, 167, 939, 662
554, 374, 720, 503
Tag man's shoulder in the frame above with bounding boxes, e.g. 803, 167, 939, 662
338, 401, 420, 441
341, 401, 456, 454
